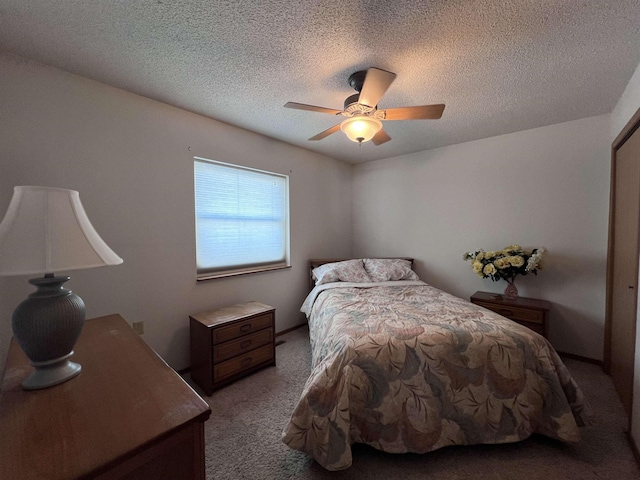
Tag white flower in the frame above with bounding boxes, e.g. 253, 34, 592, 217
525, 248, 545, 272
525, 257, 537, 272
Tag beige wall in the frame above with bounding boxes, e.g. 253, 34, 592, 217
0, 53, 353, 374
352, 114, 611, 361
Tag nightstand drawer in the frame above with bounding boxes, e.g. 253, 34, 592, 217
213, 328, 273, 364
212, 313, 273, 344
474, 301, 544, 325
470, 292, 551, 339
213, 344, 273, 382
519, 322, 545, 336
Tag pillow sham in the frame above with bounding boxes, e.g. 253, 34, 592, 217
363, 258, 419, 282
312, 259, 372, 285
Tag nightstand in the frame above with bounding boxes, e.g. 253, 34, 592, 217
470, 291, 551, 338
190, 301, 276, 395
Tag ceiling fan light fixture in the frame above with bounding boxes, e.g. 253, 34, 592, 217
340, 115, 382, 144
285, 67, 444, 146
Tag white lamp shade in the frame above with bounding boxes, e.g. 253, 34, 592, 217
0, 186, 123, 276
340, 115, 383, 143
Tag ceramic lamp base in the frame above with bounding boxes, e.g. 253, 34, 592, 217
12, 275, 86, 390
22, 351, 82, 390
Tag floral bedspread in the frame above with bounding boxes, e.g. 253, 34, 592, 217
282, 281, 593, 471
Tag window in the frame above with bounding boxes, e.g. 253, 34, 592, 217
194, 158, 290, 280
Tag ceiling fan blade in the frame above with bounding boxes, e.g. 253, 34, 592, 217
383, 104, 445, 120
372, 129, 391, 146
358, 68, 397, 108
309, 124, 341, 141
284, 102, 342, 115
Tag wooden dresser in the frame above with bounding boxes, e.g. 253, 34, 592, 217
470, 291, 551, 338
0, 314, 211, 480
190, 301, 276, 396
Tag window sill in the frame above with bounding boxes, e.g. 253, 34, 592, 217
197, 264, 291, 281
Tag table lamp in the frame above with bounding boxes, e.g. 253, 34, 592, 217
0, 186, 123, 390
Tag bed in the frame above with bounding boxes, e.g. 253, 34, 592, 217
281, 258, 593, 471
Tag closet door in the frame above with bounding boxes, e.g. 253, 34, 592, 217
608, 122, 640, 419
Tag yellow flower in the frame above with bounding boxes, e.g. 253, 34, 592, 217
494, 258, 510, 269
472, 261, 483, 273
464, 245, 545, 282
483, 264, 497, 275
508, 255, 525, 267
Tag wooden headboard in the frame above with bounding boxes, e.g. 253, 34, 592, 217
308, 258, 414, 291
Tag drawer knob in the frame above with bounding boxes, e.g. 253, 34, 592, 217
241, 357, 253, 367
240, 324, 252, 332
240, 340, 252, 349
499, 309, 514, 316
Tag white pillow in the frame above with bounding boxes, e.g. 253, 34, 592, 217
363, 258, 419, 282
312, 259, 372, 285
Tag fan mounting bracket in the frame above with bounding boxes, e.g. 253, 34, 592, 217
348, 70, 367, 92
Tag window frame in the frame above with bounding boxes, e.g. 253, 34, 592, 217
194, 157, 290, 281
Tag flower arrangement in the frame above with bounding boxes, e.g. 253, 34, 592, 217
463, 245, 545, 297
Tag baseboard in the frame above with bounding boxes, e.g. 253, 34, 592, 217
276, 322, 308, 337
557, 350, 603, 367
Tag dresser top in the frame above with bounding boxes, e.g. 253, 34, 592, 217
0, 314, 211, 480
189, 301, 275, 327
471, 291, 552, 310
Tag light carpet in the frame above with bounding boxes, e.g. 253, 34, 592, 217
184, 326, 640, 480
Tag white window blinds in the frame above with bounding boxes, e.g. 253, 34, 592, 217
194, 158, 290, 279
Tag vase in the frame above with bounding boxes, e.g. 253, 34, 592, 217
503, 279, 518, 299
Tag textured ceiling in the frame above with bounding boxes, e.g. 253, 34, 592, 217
1, 1, 640, 164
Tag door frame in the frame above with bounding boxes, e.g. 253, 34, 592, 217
605, 106, 640, 428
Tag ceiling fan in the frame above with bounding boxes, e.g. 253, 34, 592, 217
284, 67, 445, 146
